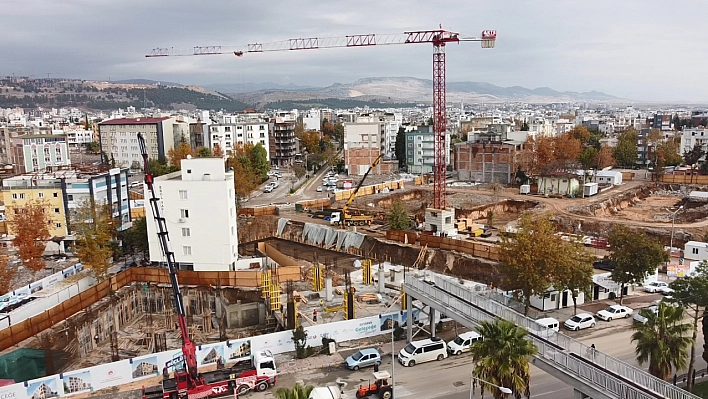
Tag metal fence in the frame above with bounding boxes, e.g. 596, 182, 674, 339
405, 275, 699, 399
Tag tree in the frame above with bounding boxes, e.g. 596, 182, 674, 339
298, 130, 321, 155
9, 200, 50, 272
553, 133, 583, 165
249, 143, 270, 180
292, 164, 306, 179
519, 136, 555, 176
668, 261, 708, 390
212, 143, 224, 157
684, 143, 704, 167
388, 200, 411, 231
294, 123, 305, 137
72, 200, 116, 278
168, 142, 194, 168
227, 153, 258, 204
657, 138, 683, 167
333, 123, 344, 145
631, 302, 692, 380
120, 217, 149, 260
553, 237, 595, 314
578, 147, 598, 170
608, 226, 668, 305
395, 127, 407, 167
85, 141, 100, 154
274, 383, 314, 399
321, 121, 335, 138
0, 251, 15, 294
568, 126, 591, 144
613, 129, 639, 167
195, 146, 213, 158
499, 213, 587, 315
470, 319, 538, 399
595, 145, 616, 169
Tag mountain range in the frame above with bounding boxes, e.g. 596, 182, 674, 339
205, 77, 622, 107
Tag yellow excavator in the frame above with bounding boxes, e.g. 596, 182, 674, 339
330, 154, 384, 227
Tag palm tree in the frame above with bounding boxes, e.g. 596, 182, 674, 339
470, 319, 538, 399
631, 302, 693, 380
274, 383, 314, 399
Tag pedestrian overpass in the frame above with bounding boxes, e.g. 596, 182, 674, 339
404, 274, 699, 399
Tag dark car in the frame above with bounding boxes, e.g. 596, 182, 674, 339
593, 259, 614, 271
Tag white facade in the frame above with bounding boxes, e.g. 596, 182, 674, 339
343, 120, 382, 175
382, 113, 403, 156
209, 121, 270, 159
424, 208, 455, 236
302, 109, 321, 131
680, 128, 708, 156
405, 129, 450, 175
64, 128, 95, 146
146, 157, 238, 271
529, 288, 585, 311
98, 117, 178, 170
595, 170, 623, 185
685, 241, 708, 262
64, 167, 133, 232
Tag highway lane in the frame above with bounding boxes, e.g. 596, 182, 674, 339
252, 317, 705, 399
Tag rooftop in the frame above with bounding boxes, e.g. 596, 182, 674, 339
99, 117, 170, 125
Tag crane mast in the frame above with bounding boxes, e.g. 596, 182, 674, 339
138, 133, 202, 388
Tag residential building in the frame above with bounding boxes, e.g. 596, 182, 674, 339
209, 118, 269, 158
455, 127, 524, 184
382, 113, 403, 156
2, 167, 132, 240
405, 126, 450, 175
685, 241, 708, 262
269, 115, 297, 166
132, 362, 157, 378
343, 116, 383, 175
98, 117, 176, 170
146, 157, 238, 271
302, 109, 321, 131
680, 128, 708, 156
13, 133, 71, 173
189, 120, 206, 149
649, 114, 673, 131
64, 127, 94, 147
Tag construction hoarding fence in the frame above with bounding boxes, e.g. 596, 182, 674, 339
0, 311, 409, 398
334, 180, 411, 201
660, 174, 708, 184
238, 206, 278, 217
383, 232, 501, 261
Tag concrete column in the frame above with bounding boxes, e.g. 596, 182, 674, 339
378, 265, 386, 294
573, 389, 588, 399
429, 308, 436, 337
407, 294, 413, 343
325, 277, 333, 302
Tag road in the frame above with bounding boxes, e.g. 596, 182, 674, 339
251, 316, 706, 399
248, 165, 333, 206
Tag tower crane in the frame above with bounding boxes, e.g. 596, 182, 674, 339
146, 28, 496, 210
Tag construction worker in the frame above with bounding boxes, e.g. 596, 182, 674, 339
313, 309, 318, 322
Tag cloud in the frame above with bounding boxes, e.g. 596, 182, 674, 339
1, 0, 707, 101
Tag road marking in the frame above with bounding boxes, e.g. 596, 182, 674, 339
532, 387, 571, 397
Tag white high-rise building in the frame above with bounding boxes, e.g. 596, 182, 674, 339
146, 157, 238, 271
302, 109, 321, 131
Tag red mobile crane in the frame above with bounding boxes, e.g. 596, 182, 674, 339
138, 133, 277, 399
146, 27, 496, 210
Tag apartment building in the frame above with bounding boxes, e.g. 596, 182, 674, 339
13, 133, 71, 173
302, 109, 321, 131
405, 125, 450, 175
680, 128, 708, 157
98, 117, 180, 169
455, 129, 524, 184
146, 157, 238, 271
269, 115, 297, 166
343, 116, 384, 175
209, 117, 270, 158
64, 127, 94, 147
2, 167, 132, 239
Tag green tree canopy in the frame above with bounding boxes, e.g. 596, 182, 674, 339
395, 127, 407, 168
470, 319, 538, 399
613, 128, 639, 167
249, 143, 270, 180
120, 217, 148, 260
388, 200, 412, 231
631, 302, 692, 380
274, 383, 314, 399
609, 226, 668, 304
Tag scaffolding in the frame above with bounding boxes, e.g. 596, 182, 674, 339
311, 265, 324, 292
260, 270, 272, 299
361, 259, 373, 285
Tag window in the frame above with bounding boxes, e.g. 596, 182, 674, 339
19, 193, 25, 200
38, 192, 44, 198
181, 228, 191, 237
186, 169, 192, 174
231, 226, 234, 236
182, 246, 192, 256
68, 195, 73, 201
53, 192, 58, 198
180, 209, 190, 218
179, 190, 188, 200
55, 223, 62, 228
54, 208, 60, 213
693, 248, 699, 255
11, 193, 17, 200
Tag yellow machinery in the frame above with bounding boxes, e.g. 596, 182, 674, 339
400, 283, 407, 310
269, 283, 281, 311
260, 270, 271, 299
330, 154, 384, 227
362, 259, 374, 285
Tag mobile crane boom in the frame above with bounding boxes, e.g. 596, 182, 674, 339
342, 154, 384, 215
138, 133, 202, 388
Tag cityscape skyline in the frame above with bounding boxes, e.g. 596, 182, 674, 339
2, 1, 707, 103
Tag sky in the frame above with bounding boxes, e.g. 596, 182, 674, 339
2, 0, 708, 102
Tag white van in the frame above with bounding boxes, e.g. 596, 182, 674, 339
447, 331, 483, 355
398, 337, 448, 367
533, 317, 560, 336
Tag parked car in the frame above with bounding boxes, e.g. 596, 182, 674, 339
316, 186, 323, 192
643, 281, 670, 293
564, 313, 596, 331
398, 337, 447, 367
345, 348, 381, 371
447, 331, 482, 355
596, 305, 633, 321
263, 183, 275, 193
592, 258, 614, 271
633, 305, 659, 324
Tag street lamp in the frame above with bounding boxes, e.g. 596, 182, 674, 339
668, 205, 685, 267
391, 327, 395, 396
470, 374, 512, 398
